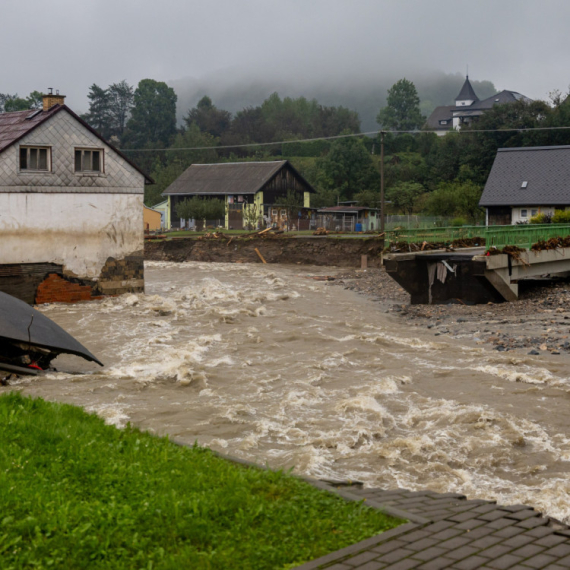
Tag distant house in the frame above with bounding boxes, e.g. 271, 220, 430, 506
162, 160, 316, 230
426, 76, 532, 136
0, 90, 152, 303
151, 199, 168, 228
479, 145, 570, 225
143, 205, 162, 231
317, 206, 379, 232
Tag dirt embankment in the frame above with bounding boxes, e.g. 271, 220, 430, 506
332, 267, 570, 356
145, 237, 385, 268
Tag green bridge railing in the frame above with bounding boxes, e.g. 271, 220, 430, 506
385, 224, 570, 251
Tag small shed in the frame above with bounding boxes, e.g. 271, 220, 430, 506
317, 206, 379, 232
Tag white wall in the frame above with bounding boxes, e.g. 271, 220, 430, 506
0, 108, 145, 280
511, 206, 553, 224
0, 193, 143, 277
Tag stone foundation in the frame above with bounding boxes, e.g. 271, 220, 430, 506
0, 253, 144, 305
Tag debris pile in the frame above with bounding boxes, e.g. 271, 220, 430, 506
531, 236, 570, 251
0, 339, 57, 377
313, 227, 329, 235
385, 236, 485, 253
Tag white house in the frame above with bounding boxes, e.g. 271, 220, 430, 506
0, 91, 152, 303
479, 145, 570, 225
426, 77, 532, 136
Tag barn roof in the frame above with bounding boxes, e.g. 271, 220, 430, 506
163, 160, 315, 196
0, 105, 153, 183
480, 145, 570, 207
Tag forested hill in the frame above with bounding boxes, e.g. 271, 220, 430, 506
169, 70, 497, 131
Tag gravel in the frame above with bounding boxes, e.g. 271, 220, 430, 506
331, 267, 570, 355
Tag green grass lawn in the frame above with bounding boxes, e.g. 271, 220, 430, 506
0, 393, 402, 569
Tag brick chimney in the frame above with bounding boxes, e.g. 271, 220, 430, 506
42, 88, 66, 111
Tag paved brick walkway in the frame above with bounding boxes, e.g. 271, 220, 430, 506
296, 484, 570, 570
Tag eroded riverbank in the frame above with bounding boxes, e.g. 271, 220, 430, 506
3, 262, 570, 523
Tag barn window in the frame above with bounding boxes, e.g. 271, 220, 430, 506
20, 146, 50, 171
75, 148, 103, 173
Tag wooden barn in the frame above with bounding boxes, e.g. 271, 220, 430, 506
163, 160, 316, 230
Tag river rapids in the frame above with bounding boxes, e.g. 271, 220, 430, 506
4, 261, 570, 522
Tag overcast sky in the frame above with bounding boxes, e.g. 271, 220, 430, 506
2, 0, 568, 112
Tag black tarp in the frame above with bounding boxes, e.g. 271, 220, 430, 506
0, 292, 102, 366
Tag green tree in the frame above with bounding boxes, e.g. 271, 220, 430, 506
123, 79, 177, 148
274, 190, 304, 231
317, 136, 379, 201
146, 124, 218, 206
386, 182, 425, 215
377, 79, 425, 131
184, 96, 231, 138
426, 181, 483, 222
1, 91, 43, 112
108, 80, 134, 140
176, 197, 225, 225
82, 84, 112, 139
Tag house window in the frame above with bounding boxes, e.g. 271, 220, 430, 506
75, 148, 103, 173
531, 209, 538, 217
521, 209, 528, 218
271, 208, 278, 216
440, 120, 448, 125
281, 211, 287, 219
20, 146, 50, 171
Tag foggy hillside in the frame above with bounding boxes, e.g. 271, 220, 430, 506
169, 69, 498, 131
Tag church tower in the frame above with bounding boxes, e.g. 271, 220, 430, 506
455, 76, 479, 107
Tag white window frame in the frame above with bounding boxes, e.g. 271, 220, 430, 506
75, 147, 104, 174
19, 145, 51, 172
520, 209, 528, 218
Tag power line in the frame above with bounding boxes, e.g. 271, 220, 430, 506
118, 125, 570, 153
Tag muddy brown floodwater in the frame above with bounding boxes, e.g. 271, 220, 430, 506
4, 261, 570, 522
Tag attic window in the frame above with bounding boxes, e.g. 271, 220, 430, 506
521, 181, 528, 188
440, 120, 448, 125
75, 148, 103, 173
20, 146, 50, 172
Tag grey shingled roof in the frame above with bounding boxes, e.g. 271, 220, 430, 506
456, 77, 479, 102
472, 90, 532, 110
480, 145, 570, 207
163, 160, 308, 196
425, 106, 454, 129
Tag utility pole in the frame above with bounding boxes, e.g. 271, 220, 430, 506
380, 131, 385, 233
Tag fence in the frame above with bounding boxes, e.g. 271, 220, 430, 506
385, 223, 570, 251
385, 215, 458, 230
484, 224, 570, 250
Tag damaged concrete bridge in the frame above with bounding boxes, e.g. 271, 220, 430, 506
384, 224, 570, 304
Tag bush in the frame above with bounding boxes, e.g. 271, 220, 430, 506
451, 216, 468, 227
530, 212, 552, 224
552, 209, 570, 224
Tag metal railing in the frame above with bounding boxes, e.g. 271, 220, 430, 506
385, 223, 570, 251
484, 224, 570, 250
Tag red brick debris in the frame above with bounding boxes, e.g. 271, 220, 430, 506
35, 274, 102, 304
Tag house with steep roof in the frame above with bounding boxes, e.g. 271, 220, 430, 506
426, 77, 532, 135
0, 90, 152, 303
163, 160, 316, 230
479, 145, 570, 225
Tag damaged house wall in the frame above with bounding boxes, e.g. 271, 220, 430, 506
0, 108, 146, 303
